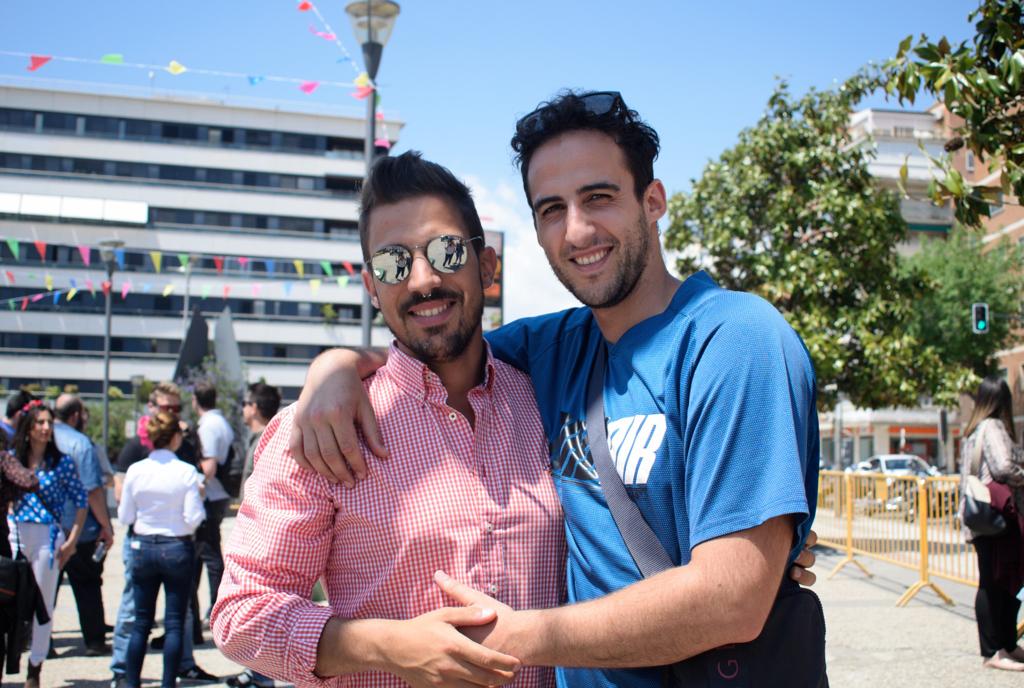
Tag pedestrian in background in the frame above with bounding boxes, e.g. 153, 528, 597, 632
54, 393, 114, 656
118, 411, 206, 688
960, 375, 1024, 672
8, 400, 87, 688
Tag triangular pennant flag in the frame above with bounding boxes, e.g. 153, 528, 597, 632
101, 281, 111, 297
121, 281, 132, 299
141, 283, 153, 293
100, 53, 125, 65
44, 274, 53, 291
77, 245, 91, 266
20, 297, 28, 311
4, 271, 14, 285
162, 284, 175, 297
27, 55, 51, 71
201, 284, 211, 299
31, 293, 44, 303
283, 281, 293, 296
34, 240, 47, 261
308, 25, 336, 40
52, 291, 60, 305
114, 249, 125, 270
337, 276, 349, 287
166, 60, 187, 76
177, 253, 190, 269
293, 260, 305, 278
299, 81, 320, 95
310, 278, 321, 296
7, 301, 13, 311
247, 75, 265, 86
70, 278, 77, 289
222, 285, 231, 299
5, 238, 18, 258
238, 257, 249, 268
264, 259, 276, 275
376, 111, 385, 120
297, 0, 313, 9
67, 287, 78, 301
342, 261, 355, 276
214, 256, 224, 273
352, 85, 374, 100
149, 250, 163, 273
86, 279, 95, 296
319, 260, 333, 277
374, 92, 381, 107
374, 137, 391, 150
251, 284, 262, 297
354, 72, 371, 88
27, 273, 36, 279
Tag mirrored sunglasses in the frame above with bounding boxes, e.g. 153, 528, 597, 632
516, 91, 625, 136
369, 235, 482, 285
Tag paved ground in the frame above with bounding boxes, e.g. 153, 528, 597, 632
13, 516, 1024, 687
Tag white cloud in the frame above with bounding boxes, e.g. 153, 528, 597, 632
463, 175, 581, 322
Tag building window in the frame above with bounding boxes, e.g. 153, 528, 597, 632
990, 191, 1004, 216
965, 151, 975, 174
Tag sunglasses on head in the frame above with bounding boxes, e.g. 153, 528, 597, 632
369, 235, 482, 285
516, 91, 626, 136
152, 402, 182, 413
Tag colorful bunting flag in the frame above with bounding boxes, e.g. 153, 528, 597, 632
166, 60, 187, 75
337, 276, 349, 288
162, 284, 175, 297
149, 250, 163, 273
319, 260, 333, 277
283, 281, 293, 296
376, 111, 385, 120
247, 75, 265, 86
77, 245, 91, 266
293, 260, 305, 278
27, 55, 51, 71
297, 0, 313, 9
214, 256, 224, 273
121, 281, 131, 299
178, 253, 190, 269
100, 53, 125, 64
201, 285, 211, 299
374, 137, 391, 150
101, 281, 111, 297
51, 291, 59, 305
251, 284, 262, 297
31, 293, 44, 303
222, 285, 231, 299
310, 278, 321, 296
265, 259, 276, 275
67, 287, 78, 301
44, 274, 53, 291
308, 26, 336, 40
5, 238, 18, 258
141, 283, 153, 293
238, 257, 249, 268
20, 297, 27, 311
352, 85, 374, 100
114, 249, 125, 270
34, 240, 47, 260
86, 279, 95, 296
4, 271, 13, 285
354, 72, 371, 88
299, 81, 320, 94
342, 261, 355, 276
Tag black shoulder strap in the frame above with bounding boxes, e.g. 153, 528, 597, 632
586, 340, 675, 578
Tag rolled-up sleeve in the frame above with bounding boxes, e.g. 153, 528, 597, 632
182, 471, 206, 531
211, 407, 339, 687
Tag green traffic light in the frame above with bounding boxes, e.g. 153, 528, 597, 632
978, 320, 987, 330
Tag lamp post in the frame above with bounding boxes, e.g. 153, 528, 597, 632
98, 239, 124, 455
345, 0, 400, 347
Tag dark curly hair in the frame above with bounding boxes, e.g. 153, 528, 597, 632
12, 403, 62, 471
510, 90, 660, 207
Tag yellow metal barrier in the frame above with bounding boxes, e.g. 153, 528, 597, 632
816, 470, 976, 606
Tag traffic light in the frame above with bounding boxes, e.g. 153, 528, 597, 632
972, 302, 990, 334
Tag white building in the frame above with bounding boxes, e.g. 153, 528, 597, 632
0, 83, 408, 400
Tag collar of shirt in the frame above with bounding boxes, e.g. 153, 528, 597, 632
382, 339, 497, 405
148, 448, 179, 462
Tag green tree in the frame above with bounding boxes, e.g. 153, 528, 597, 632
903, 228, 1024, 376
883, 0, 1024, 226
665, 77, 964, 410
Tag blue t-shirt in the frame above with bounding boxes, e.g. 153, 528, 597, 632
54, 422, 103, 542
486, 271, 819, 688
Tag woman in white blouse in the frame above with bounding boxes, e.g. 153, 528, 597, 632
118, 411, 206, 688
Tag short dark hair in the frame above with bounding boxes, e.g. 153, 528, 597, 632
193, 381, 217, 411
55, 396, 84, 423
6, 390, 34, 421
358, 151, 485, 261
247, 382, 281, 422
511, 90, 660, 205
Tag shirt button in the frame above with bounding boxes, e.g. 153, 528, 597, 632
448, 412, 457, 421
484, 522, 494, 533
488, 583, 499, 594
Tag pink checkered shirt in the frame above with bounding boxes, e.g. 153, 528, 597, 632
213, 343, 566, 687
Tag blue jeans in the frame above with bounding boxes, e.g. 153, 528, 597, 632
125, 535, 196, 688
111, 536, 198, 678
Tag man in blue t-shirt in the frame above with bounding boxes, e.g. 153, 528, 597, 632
290, 92, 821, 687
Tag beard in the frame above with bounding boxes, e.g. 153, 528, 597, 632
385, 287, 483, 364
549, 212, 651, 309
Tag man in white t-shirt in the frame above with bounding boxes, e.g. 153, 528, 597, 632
192, 380, 234, 625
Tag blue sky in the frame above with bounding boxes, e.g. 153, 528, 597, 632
0, 1, 976, 318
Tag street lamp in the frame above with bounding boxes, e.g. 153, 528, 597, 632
345, 0, 400, 347
98, 239, 124, 455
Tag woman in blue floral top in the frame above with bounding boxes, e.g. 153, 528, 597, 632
7, 400, 87, 688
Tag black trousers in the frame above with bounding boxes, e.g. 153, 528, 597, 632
973, 535, 1021, 657
62, 539, 108, 648
194, 498, 228, 618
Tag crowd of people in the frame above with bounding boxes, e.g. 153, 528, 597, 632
0, 379, 282, 688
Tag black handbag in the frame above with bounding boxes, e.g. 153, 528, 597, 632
585, 343, 828, 688
961, 428, 1007, 537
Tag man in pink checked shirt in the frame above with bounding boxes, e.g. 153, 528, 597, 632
212, 151, 566, 687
